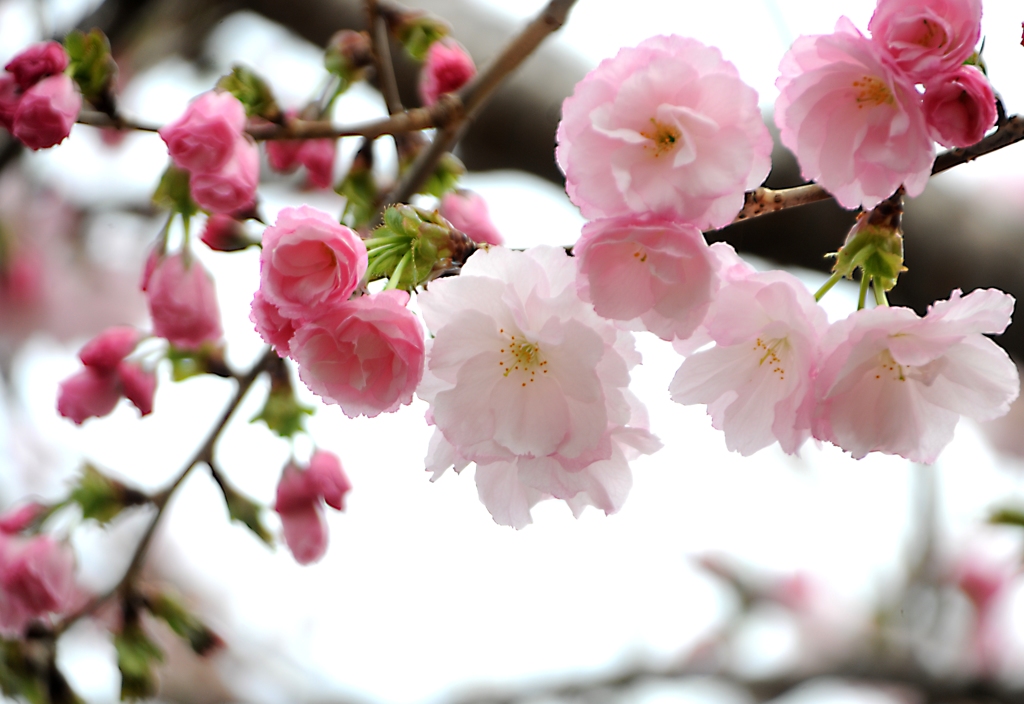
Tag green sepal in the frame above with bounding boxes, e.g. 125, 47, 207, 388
69, 464, 146, 525
324, 30, 372, 95
396, 14, 450, 61
831, 225, 905, 292
989, 506, 1024, 528
251, 388, 314, 439
152, 165, 197, 217
421, 152, 464, 199
115, 621, 163, 701
216, 66, 280, 121
64, 29, 117, 108
366, 204, 474, 290
217, 480, 273, 546
146, 593, 219, 656
165, 344, 230, 382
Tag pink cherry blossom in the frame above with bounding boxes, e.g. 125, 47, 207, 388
159, 91, 247, 174
439, 190, 503, 246
145, 252, 222, 349
922, 65, 996, 149
557, 35, 772, 230
274, 450, 351, 565
11, 74, 81, 150
266, 138, 301, 173
201, 213, 249, 251
868, 0, 982, 84
775, 18, 935, 210
265, 120, 337, 190
250, 291, 298, 356
418, 246, 660, 528
292, 289, 425, 418
57, 366, 121, 425
0, 535, 77, 636
0, 504, 43, 534
116, 361, 156, 416
670, 270, 828, 455
812, 289, 1019, 463
419, 39, 476, 107
259, 206, 367, 319
78, 326, 141, 371
189, 136, 259, 214
5, 41, 68, 89
575, 215, 717, 341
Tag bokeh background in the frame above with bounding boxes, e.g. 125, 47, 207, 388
2, 0, 1024, 702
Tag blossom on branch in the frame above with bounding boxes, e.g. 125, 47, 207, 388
145, 252, 222, 350
274, 450, 351, 565
418, 246, 660, 528
189, 136, 259, 215
159, 91, 247, 174
11, 74, 81, 150
4, 41, 68, 90
868, 0, 982, 84
0, 535, 78, 637
775, 18, 935, 211
419, 39, 476, 107
557, 35, 772, 230
439, 190, 503, 246
57, 326, 155, 424
922, 65, 996, 149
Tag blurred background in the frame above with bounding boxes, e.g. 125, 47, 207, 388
2, 0, 1024, 702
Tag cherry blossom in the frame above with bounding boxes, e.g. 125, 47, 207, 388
868, 0, 982, 84
439, 190, 504, 246
0, 535, 78, 636
11, 74, 81, 150
557, 35, 772, 230
419, 39, 476, 107
670, 270, 827, 455
4, 41, 68, 89
250, 291, 298, 357
274, 450, 352, 565
189, 136, 259, 215
775, 18, 935, 210
145, 252, 222, 349
922, 65, 996, 149
418, 246, 659, 528
812, 289, 1019, 463
159, 91, 247, 174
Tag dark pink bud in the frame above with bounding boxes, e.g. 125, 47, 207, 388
923, 65, 997, 149
306, 451, 351, 511
419, 39, 475, 107
117, 361, 156, 416
278, 503, 328, 565
296, 138, 336, 189
439, 190, 503, 246
0, 75, 21, 131
78, 326, 140, 371
0, 536, 76, 634
57, 367, 121, 425
274, 451, 350, 565
200, 214, 250, 252
159, 91, 247, 173
145, 252, 222, 349
5, 42, 68, 90
266, 140, 301, 174
11, 74, 81, 150
0, 504, 44, 534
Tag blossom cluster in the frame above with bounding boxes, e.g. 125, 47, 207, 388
775, 0, 995, 209
0, 42, 80, 150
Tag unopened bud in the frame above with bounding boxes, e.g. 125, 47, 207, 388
324, 30, 373, 91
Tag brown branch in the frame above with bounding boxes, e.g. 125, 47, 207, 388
367, 0, 404, 115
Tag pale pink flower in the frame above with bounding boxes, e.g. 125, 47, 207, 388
868, 0, 982, 84
775, 18, 935, 210
189, 136, 259, 215
250, 291, 298, 357
670, 271, 827, 455
557, 35, 772, 230
0, 535, 77, 636
11, 74, 81, 150
78, 326, 140, 371
418, 246, 660, 528
259, 206, 367, 319
923, 65, 996, 148
274, 450, 351, 565
419, 39, 476, 107
145, 252, 222, 349
292, 290, 425, 418
575, 215, 717, 341
159, 91, 247, 174
439, 190, 503, 246
57, 367, 121, 425
5, 41, 68, 89
812, 289, 1019, 462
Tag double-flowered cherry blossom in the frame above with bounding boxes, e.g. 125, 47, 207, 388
419, 39, 476, 107
574, 215, 718, 342
0, 532, 78, 636
812, 289, 1019, 463
922, 66, 996, 149
274, 450, 352, 565
557, 35, 772, 230
868, 0, 982, 84
418, 246, 660, 528
58, 326, 156, 424
145, 252, 223, 349
0, 42, 80, 150
670, 270, 828, 455
775, 18, 935, 211
439, 190, 504, 246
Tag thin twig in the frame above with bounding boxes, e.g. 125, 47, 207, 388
367, 0, 404, 115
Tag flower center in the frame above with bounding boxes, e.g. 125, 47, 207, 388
852, 76, 894, 109
640, 118, 681, 157
754, 337, 787, 381
873, 349, 906, 382
632, 246, 648, 263
497, 328, 549, 387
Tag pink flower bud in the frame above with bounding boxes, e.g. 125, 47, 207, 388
266, 138, 301, 174
78, 326, 140, 371
189, 137, 259, 215
5, 41, 69, 90
250, 291, 298, 357
419, 39, 476, 107
145, 252, 222, 349
439, 190, 503, 246
923, 65, 996, 149
11, 74, 81, 150
116, 361, 156, 416
296, 138, 336, 189
292, 290, 425, 418
0, 504, 44, 534
56, 367, 121, 425
274, 450, 350, 565
201, 213, 250, 252
868, 0, 982, 84
306, 450, 351, 511
0, 75, 21, 131
0, 535, 77, 636
159, 91, 247, 173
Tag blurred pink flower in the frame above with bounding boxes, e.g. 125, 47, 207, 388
116, 361, 156, 417
557, 35, 772, 229
11, 74, 81, 150
439, 190, 503, 246
159, 91, 247, 174
292, 290, 425, 418
0, 504, 44, 534
200, 214, 250, 252
189, 137, 259, 215
274, 450, 351, 565
57, 366, 121, 425
265, 111, 336, 189
249, 291, 298, 357
419, 39, 476, 107
259, 206, 366, 319
5, 41, 68, 90
868, 0, 982, 84
77, 326, 141, 371
0, 75, 20, 131
670, 271, 827, 455
0, 535, 77, 636
145, 252, 222, 350
922, 65, 996, 148
775, 18, 935, 210
812, 289, 1019, 462
575, 215, 717, 341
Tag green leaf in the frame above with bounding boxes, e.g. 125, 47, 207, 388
152, 165, 197, 217
396, 15, 450, 62
115, 621, 163, 701
147, 593, 220, 655
69, 464, 144, 525
216, 66, 280, 121
337, 169, 378, 229
251, 389, 314, 439
217, 480, 273, 546
64, 29, 117, 106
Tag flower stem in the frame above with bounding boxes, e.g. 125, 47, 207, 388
873, 278, 889, 307
385, 250, 412, 290
857, 273, 870, 311
814, 271, 844, 302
